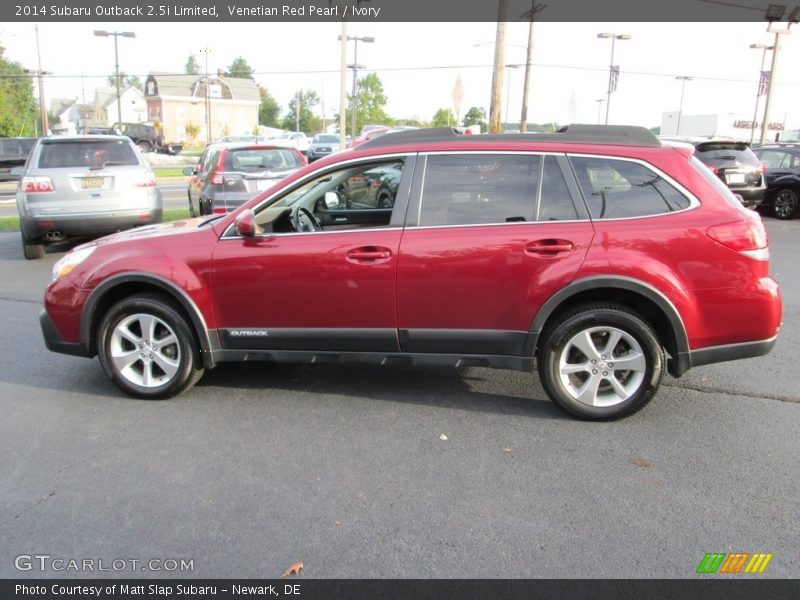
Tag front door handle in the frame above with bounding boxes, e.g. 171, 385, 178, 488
347, 246, 392, 264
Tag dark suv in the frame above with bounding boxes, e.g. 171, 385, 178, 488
691, 140, 765, 208
752, 144, 800, 219
39, 126, 781, 420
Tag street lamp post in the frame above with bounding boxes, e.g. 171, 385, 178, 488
200, 46, 212, 143
93, 30, 136, 128
595, 99, 606, 124
338, 35, 374, 137
675, 76, 693, 135
749, 43, 774, 144
597, 32, 631, 125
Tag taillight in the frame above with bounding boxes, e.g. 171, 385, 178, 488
210, 151, 226, 185
707, 217, 768, 258
757, 162, 766, 174
21, 176, 54, 193
135, 173, 157, 187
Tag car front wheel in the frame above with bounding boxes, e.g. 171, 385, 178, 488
538, 303, 663, 420
97, 293, 204, 399
772, 188, 798, 219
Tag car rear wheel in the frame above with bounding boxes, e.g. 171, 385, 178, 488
97, 293, 204, 399
377, 189, 394, 208
136, 141, 152, 153
538, 303, 663, 420
21, 232, 44, 260
772, 188, 798, 219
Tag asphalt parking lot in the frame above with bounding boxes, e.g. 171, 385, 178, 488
0, 217, 798, 579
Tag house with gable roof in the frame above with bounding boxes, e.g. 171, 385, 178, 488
144, 71, 259, 144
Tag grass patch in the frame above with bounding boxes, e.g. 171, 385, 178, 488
0, 209, 193, 232
153, 167, 191, 178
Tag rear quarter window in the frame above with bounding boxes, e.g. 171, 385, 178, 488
570, 156, 691, 219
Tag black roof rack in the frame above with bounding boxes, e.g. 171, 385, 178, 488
358, 124, 661, 150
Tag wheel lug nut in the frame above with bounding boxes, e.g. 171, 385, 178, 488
608, 363, 613, 367
592, 369, 597, 374
601, 355, 606, 360
602, 371, 608, 376
591, 359, 597, 364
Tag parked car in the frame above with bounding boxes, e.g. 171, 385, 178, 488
361, 161, 403, 208
752, 144, 800, 218
307, 134, 342, 162
0, 137, 37, 182
348, 126, 390, 148
39, 125, 781, 420
269, 131, 309, 154
663, 138, 765, 208
16, 135, 162, 259
113, 122, 183, 155
184, 142, 306, 215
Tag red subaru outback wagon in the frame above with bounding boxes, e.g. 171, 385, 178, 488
40, 126, 781, 420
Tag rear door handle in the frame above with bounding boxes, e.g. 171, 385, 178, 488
525, 239, 574, 255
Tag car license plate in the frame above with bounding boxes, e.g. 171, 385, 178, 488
81, 177, 104, 190
726, 172, 745, 185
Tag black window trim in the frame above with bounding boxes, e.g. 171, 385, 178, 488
565, 152, 701, 222
406, 150, 590, 230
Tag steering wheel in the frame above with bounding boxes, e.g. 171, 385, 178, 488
292, 206, 323, 232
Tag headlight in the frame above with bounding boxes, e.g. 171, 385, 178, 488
52, 246, 96, 281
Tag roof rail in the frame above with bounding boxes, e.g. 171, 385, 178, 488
358, 124, 661, 150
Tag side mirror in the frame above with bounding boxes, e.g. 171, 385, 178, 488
10, 167, 23, 177
182, 166, 196, 176
234, 209, 256, 237
324, 191, 341, 209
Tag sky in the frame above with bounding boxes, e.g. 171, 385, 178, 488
2, 21, 800, 130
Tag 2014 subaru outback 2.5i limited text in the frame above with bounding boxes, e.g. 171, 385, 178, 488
40, 126, 782, 420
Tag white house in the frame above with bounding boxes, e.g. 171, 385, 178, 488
93, 86, 147, 126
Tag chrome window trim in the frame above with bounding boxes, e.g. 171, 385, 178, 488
221, 152, 413, 238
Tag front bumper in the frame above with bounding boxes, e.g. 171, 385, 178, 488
40, 309, 90, 358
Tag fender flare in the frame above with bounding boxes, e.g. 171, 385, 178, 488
528, 275, 691, 376
80, 272, 216, 368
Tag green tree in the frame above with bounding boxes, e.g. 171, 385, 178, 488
432, 108, 456, 127
281, 89, 321, 133
106, 72, 142, 91
0, 46, 39, 136
462, 106, 487, 132
258, 86, 281, 128
184, 55, 201, 75
339, 72, 391, 136
226, 56, 254, 80
184, 121, 201, 145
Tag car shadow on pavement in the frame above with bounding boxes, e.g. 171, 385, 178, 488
195, 361, 568, 421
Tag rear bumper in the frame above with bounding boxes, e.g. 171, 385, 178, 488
731, 187, 765, 208
21, 209, 163, 241
673, 335, 777, 376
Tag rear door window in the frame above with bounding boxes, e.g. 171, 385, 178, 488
570, 156, 691, 219
418, 154, 580, 226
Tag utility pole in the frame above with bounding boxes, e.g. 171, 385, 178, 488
759, 28, 786, 144
520, 0, 541, 132
34, 24, 49, 135
489, 0, 508, 134
200, 46, 212, 143
339, 22, 347, 148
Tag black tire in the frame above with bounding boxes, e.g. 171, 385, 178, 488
21, 233, 44, 260
537, 303, 663, 421
97, 293, 204, 399
772, 188, 798, 220
136, 141, 152, 154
